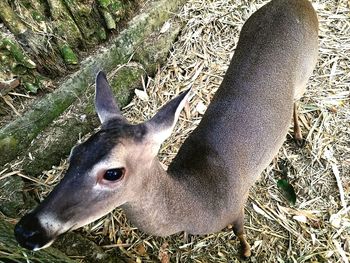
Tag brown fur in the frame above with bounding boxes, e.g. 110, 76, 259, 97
15, 0, 318, 256
127, 0, 318, 231
124, 0, 318, 255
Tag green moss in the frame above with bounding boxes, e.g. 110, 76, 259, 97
0, 136, 18, 152
0, 176, 24, 218
55, 22, 83, 47
60, 44, 79, 65
49, 0, 84, 48
63, 0, 104, 45
0, 1, 27, 35
84, 103, 95, 115
110, 1, 124, 12
133, 23, 182, 75
102, 10, 116, 29
0, 51, 11, 66
12, 64, 28, 75
0, 34, 44, 94
32, 10, 44, 21
98, 0, 111, 8
23, 82, 39, 93
0, 76, 89, 164
20, 73, 43, 93
97, 27, 107, 40
110, 66, 145, 106
0, 38, 36, 69
22, 117, 96, 176
98, 0, 126, 30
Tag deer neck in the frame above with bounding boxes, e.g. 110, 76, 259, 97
122, 141, 236, 236
120, 159, 189, 236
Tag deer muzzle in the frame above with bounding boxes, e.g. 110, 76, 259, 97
14, 213, 54, 251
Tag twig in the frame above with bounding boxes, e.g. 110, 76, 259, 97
333, 239, 349, 263
1, 95, 21, 116
331, 163, 346, 209
0, 170, 20, 181
17, 172, 48, 186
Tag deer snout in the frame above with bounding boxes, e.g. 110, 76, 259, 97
14, 213, 53, 251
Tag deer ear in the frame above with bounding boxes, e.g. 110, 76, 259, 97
147, 88, 191, 145
95, 71, 124, 124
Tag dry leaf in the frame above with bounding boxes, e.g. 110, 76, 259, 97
333, 240, 349, 263
160, 21, 171, 33
252, 240, 263, 250
134, 88, 149, 101
311, 233, 316, 246
293, 215, 308, 223
252, 203, 273, 220
329, 214, 341, 228
135, 243, 147, 256
184, 100, 191, 119
158, 242, 170, 263
196, 101, 207, 115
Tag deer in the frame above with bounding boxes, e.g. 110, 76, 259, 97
14, 0, 318, 257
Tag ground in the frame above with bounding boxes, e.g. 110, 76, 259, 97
11, 0, 350, 262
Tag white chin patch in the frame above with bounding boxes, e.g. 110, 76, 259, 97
32, 240, 55, 251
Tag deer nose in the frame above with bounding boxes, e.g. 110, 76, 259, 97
14, 214, 49, 250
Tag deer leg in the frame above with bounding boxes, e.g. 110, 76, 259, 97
232, 210, 251, 258
293, 102, 305, 147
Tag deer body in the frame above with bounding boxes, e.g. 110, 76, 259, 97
124, 0, 319, 237
15, 0, 318, 257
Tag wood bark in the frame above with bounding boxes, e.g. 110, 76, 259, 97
0, 0, 140, 97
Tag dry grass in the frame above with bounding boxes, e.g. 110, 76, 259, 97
27, 0, 350, 262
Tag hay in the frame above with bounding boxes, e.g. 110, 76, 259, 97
29, 0, 349, 261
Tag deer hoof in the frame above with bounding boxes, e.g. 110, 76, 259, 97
241, 242, 251, 258
237, 234, 251, 258
294, 137, 306, 148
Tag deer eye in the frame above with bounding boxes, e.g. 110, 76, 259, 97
103, 168, 124, 181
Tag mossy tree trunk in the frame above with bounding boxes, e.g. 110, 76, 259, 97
0, 0, 140, 94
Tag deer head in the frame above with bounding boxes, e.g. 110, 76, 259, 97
14, 71, 191, 250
